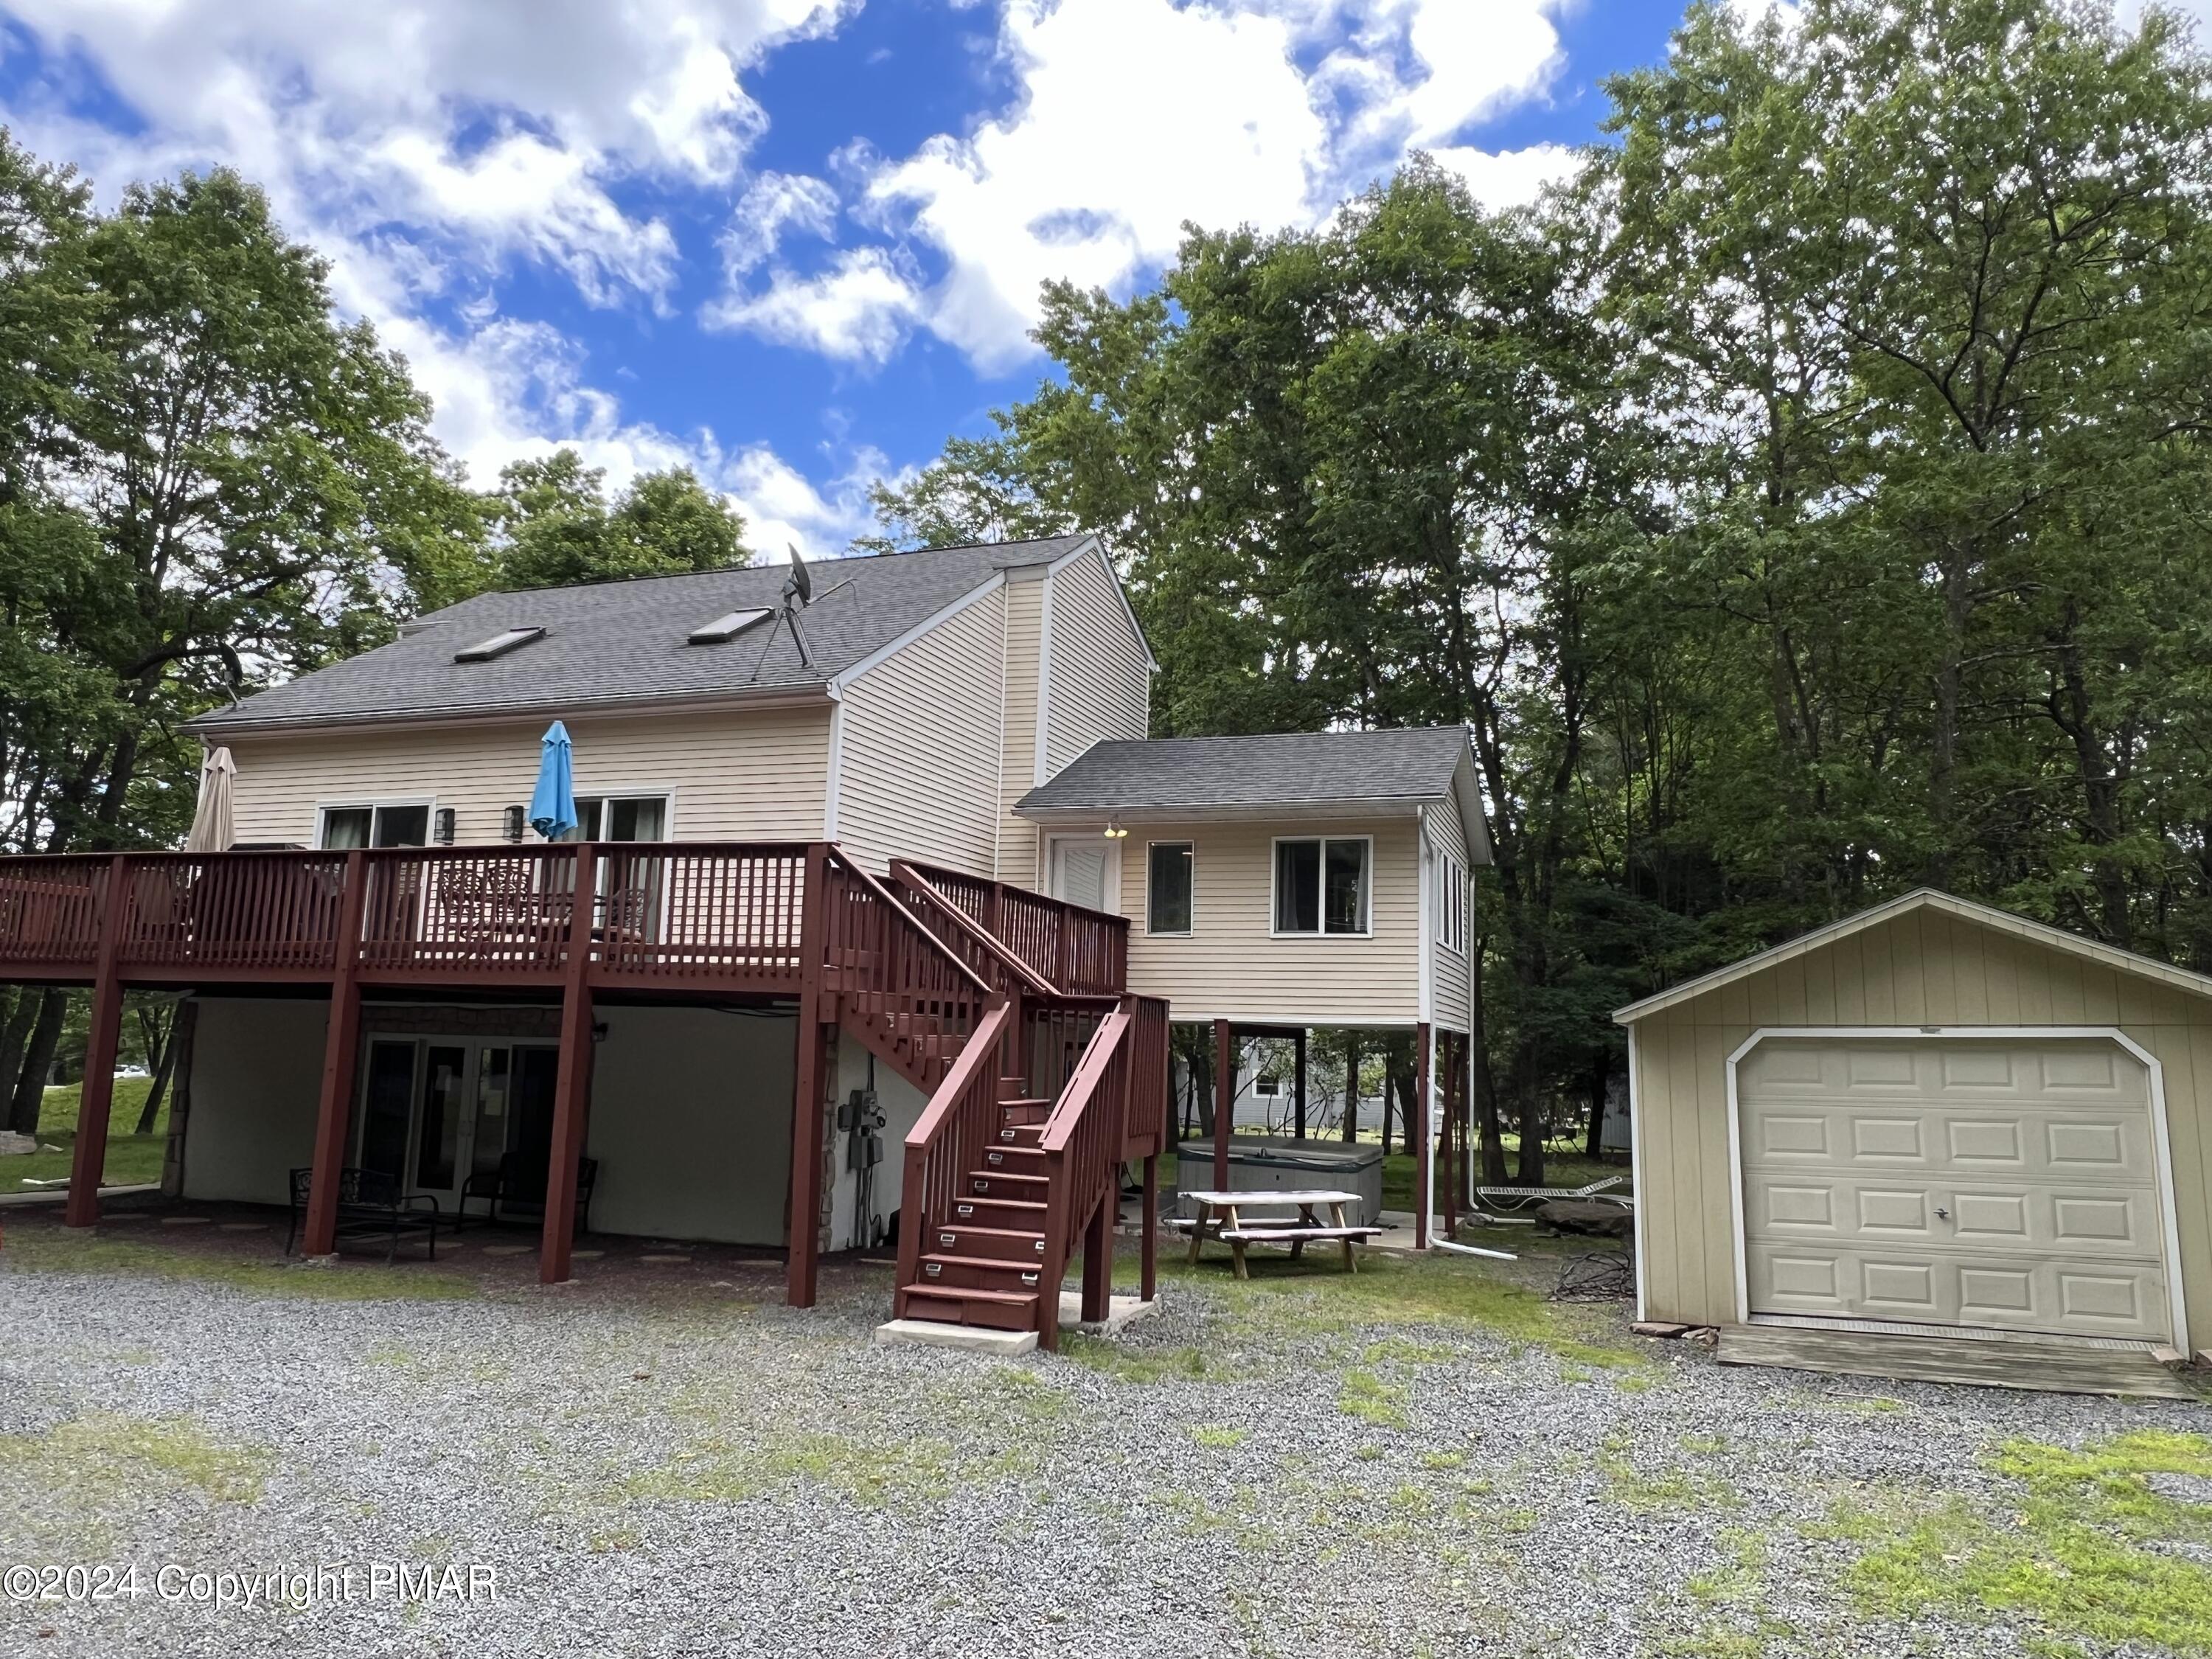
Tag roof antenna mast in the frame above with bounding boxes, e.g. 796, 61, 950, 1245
748, 543, 858, 681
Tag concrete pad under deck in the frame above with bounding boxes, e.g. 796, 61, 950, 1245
1057, 1291, 1157, 1335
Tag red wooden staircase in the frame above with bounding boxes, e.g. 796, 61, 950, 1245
883, 862, 1170, 1350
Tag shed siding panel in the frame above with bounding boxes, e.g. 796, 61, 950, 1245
834, 586, 1005, 876
1106, 815, 1422, 1024
1627, 914, 2212, 1349
998, 578, 1046, 884
225, 704, 834, 848
1040, 549, 1149, 778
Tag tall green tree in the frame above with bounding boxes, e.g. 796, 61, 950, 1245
486, 450, 753, 591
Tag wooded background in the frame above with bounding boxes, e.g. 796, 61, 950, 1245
4, 0, 2209, 1180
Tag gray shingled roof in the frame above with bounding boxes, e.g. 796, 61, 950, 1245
1017, 727, 1477, 816
192, 536, 1093, 731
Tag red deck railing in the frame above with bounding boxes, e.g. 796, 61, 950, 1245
894, 858, 1128, 996
891, 999, 1016, 1303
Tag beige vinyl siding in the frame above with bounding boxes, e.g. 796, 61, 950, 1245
1109, 815, 1423, 1025
1426, 799, 1474, 1034
833, 585, 1006, 876
224, 702, 834, 847
998, 574, 1046, 883
1040, 548, 1149, 777
1628, 904, 2212, 1349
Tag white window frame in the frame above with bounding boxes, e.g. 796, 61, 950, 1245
1269, 834, 1374, 939
316, 796, 438, 850
1144, 840, 1194, 937
564, 788, 675, 844
1436, 850, 1467, 953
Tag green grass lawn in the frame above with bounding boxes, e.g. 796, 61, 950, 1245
2, 1077, 167, 1194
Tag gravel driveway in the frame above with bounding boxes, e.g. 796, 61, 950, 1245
3, 1209, 2208, 1658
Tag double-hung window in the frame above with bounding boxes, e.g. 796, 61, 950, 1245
1147, 841, 1193, 935
1273, 836, 1370, 936
1436, 850, 1467, 953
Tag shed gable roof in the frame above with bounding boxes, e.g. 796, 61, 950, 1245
1613, 888, 2212, 1025
192, 535, 1099, 733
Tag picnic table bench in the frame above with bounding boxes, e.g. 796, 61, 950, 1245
1175, 1189, 1382, 1278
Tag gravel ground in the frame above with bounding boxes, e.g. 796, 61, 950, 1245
2, 1206, 2208, 1659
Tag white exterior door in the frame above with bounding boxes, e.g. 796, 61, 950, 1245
1737, 1037, 2172, 1342
1046, 835, 1115, 912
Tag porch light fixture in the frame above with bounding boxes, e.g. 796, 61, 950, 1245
1102, 822, 1128, 840
502, 804, 526, 842
434, 807, 456, 844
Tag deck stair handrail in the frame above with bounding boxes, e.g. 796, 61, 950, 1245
888, 860, 1057, 1001
894, 857, 1129, 996
891, 998, 1017, 1311
1029, 992, 1169, 1349
821, 847, 998, 1093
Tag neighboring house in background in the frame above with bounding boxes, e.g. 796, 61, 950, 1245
0, 533, 1492, 1346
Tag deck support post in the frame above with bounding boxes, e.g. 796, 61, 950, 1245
1211, 1018, 1234, 1193
1079, 1189, 1112, 1324
1441, 1033, 1460, 1239
786, 843, 832, 1309
1413, 1020, 1433, 1249
1139, 1152, 1158, 1303
540, 843, 598, 1286
64, 855, 131, 1228
1293, 1027, 1308, 1141
302, 853, 370, 1256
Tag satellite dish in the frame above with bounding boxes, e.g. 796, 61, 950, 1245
785, 543, 813, 605
748, 542, 856, 682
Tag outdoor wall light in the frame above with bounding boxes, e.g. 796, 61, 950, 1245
502, 804, 526, 842
1102, 821, 1128, 840
434, 807, 456, 844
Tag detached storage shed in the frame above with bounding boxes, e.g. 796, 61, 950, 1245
1616, 889, 2206, 1393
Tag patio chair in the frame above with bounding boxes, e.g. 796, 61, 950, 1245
286, 1166, 442, 1264
457, 1151, 597, 1235
1472, 1172, 1630, 1217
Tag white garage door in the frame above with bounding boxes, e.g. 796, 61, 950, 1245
1737, 1037, 2172, 1343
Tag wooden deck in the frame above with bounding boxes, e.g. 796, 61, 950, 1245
1718, 1321, 2202, 1399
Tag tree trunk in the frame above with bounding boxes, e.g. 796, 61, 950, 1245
1584, 1054, 1610, 1161
0, 987, 37, 1115
1341, 1035, 1359, 1142
9, 987, 69, 1136
134, 1008, 178, 1135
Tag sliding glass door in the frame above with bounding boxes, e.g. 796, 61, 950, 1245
350, 1037, 561, 1212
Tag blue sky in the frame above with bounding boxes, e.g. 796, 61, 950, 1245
0, 1, 1721, 555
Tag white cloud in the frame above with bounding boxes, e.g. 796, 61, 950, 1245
718, 170, 842, 276
703, 246, 924, 364
727, 443, 887, 560
1427, 141, 1581, 210
808, 0, 1574, 372
2, 0, 861, 543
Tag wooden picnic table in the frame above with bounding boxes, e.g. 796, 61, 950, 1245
1175, 1188, 1382, 1279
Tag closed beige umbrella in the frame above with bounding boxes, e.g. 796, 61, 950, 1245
184, 746, 236, 853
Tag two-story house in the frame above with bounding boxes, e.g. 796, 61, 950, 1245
0, 533, 1489, 1346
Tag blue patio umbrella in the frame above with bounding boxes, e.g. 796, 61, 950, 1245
529, 721, 578, 839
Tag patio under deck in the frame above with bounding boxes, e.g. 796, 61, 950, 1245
0, 841, 1109, 1296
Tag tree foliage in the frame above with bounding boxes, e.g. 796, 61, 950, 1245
479, 449, 753, 596
866, 0, 2212, 1177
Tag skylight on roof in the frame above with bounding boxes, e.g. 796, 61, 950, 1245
686, 608, 772, 645
453, 626, 545, 663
